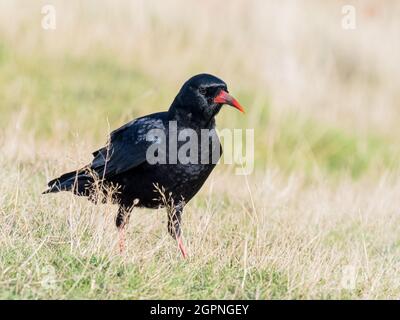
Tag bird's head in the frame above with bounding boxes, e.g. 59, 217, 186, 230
169, 73, 244, 125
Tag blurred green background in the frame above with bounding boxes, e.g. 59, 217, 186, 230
0, 0, 399, 178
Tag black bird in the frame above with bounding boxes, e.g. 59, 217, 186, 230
44, 73, 244, 257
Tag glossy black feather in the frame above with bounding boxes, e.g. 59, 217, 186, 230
44, 74, 229, 224
90, 113, 167, 178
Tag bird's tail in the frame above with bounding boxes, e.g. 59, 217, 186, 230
43, 168, 95, 196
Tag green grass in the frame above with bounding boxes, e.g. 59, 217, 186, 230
0, 247, 289, 299
268, 116, 398, 178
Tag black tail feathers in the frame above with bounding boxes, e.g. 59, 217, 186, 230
43, 169, 95, 196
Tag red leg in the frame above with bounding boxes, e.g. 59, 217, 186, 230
118, 226, 126, 254
116, 205, 132, 255
168, 203, 187, 258
177, 235, 187, 258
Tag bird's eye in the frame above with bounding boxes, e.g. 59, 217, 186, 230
199, 87, 206, 95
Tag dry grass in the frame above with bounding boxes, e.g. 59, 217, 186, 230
1, 0, 400, 299
2, 145, 400, 299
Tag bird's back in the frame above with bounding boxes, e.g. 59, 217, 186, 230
109, 117, 222, 208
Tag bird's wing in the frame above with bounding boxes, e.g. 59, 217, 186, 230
90, 114, 166, 178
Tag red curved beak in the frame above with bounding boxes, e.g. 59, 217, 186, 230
213, 90, 245, 113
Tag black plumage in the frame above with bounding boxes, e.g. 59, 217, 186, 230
44, 73, 244, 257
